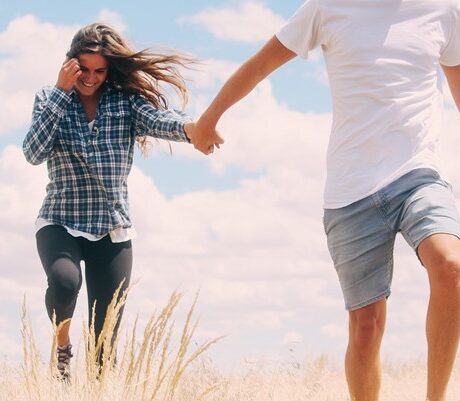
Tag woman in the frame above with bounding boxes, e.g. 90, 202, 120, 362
23, 23, 204, 379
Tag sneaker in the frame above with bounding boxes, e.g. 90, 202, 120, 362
56, 343, 73, 381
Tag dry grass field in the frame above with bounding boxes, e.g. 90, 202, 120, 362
1, 290, 459, 401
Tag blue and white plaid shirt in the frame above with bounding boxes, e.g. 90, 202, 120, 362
23, 85, 191, 236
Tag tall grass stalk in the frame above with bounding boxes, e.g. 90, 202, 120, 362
9, 291, 460, 400
16, 290, 222, 401
21, 296, 44, 401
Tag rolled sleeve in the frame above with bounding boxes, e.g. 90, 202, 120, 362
23, 86, 72, 165
440, 2, 460, 66
276, 0, 323, 60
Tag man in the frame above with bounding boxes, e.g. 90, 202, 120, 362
187, 1, 460, 400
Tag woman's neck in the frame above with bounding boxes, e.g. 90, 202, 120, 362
78, 90, 103, 122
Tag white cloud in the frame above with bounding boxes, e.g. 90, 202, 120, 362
0, 142, 339, 366
2, 13, 460, 370
0, 10, 127, 136
186, 59, 239, 92
179, 1, 285, 43
0, 146, 48, 286
127, 78, 460, 365
321, 324, 347, 339
0, 112, 456, 367
283, 331, 304, 346
174, 59, 332, 179
0, 15, 77, 135
96, 9, 127, 33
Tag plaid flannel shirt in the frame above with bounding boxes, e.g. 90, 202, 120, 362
23, 85, 191, 236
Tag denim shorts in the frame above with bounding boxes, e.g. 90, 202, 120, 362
323, 168, 460, 311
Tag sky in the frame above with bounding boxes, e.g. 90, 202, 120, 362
1, 0, 460, 372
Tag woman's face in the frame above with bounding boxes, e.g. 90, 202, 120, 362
74, 53, 109, 98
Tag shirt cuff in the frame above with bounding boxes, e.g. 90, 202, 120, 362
174, 111, 193, 143
181, 121, 192, 143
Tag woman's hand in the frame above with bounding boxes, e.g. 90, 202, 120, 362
184, 121, 224, 155
56, 58, 82, 92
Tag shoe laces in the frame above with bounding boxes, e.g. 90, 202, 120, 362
56, 343, 73, 373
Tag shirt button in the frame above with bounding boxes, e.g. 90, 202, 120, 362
88, 152, 93, 157
93, 127, 99, 134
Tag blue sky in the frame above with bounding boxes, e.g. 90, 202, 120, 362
1, 0, 459, 371
0, 0, 330, 197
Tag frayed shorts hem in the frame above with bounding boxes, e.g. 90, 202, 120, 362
325, 168, 460, 312
411, 230, 460, 251
346, 290, 391, 312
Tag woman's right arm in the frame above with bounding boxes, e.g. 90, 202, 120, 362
23, 58, 80, 165
22, 87, 72, 165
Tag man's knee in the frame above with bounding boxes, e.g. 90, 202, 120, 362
428, 252, 460, 290
349, 301, 386, 350
419, 235, 460, 290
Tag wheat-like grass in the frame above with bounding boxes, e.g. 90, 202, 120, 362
13, 289, 223, 401
6, 291, 460, 401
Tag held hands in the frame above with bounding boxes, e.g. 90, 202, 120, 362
184, 120, 225, 155
56, 58, 81, 92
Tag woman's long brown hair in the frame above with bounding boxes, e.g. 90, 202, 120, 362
67, 23, 191, 153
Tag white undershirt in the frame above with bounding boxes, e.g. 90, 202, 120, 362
35, 217, 136, 242
88, 119, 95, 132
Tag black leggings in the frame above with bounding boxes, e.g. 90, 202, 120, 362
36, 225, 132, 344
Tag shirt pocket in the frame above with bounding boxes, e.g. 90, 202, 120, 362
54, 118, 85, 155
99, 110, 132, 141
97, 110, 133, 151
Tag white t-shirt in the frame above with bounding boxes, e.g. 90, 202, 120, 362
276, 0, 460, 208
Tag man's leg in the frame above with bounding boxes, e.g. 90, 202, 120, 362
345, 299, 386, 401
324, 192, 395, 401
418, 234, 460, 401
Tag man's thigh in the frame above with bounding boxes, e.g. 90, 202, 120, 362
399, 177, 460, 258
324, 196, 396, 311
418, 234, 460, 279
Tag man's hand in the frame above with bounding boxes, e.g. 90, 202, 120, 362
184, 120, 225, 155
56, 58, 82, 92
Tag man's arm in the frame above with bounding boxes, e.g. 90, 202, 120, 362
442, 64, 460, 111
190, 36, 297, 154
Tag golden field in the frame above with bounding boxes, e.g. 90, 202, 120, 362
1, 291, 459, 401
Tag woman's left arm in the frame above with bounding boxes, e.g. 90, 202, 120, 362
130, 94, 193, 143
